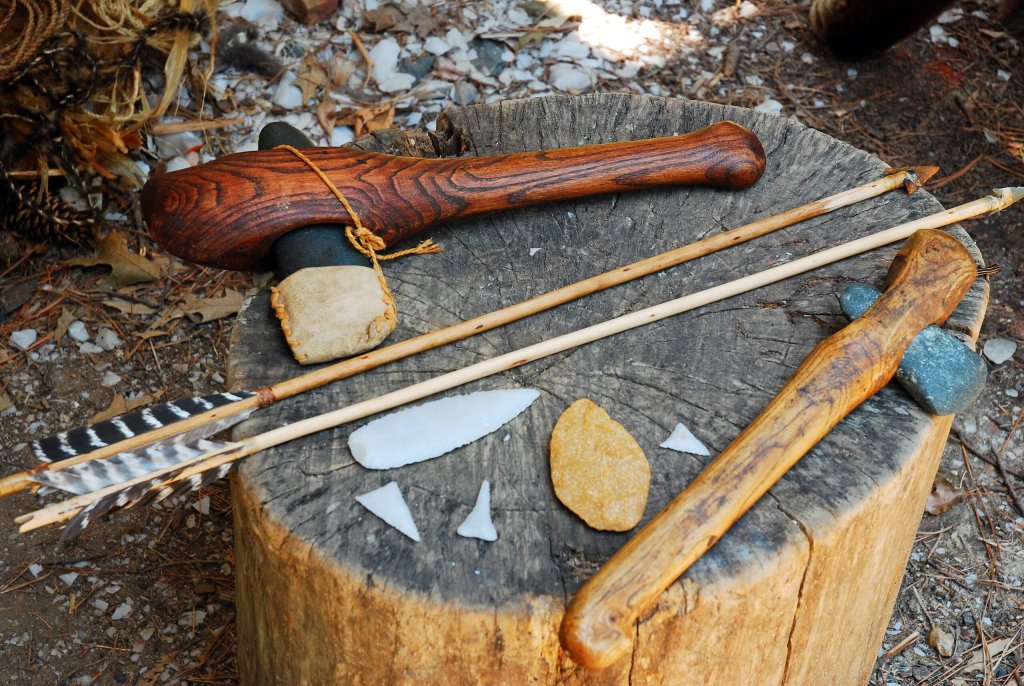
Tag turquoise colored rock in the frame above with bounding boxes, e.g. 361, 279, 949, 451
838, 283, 987, 416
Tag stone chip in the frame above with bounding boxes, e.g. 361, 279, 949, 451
549, 398, 650, 532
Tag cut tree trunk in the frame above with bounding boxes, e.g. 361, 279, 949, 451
226, 94, 987, 685
810, 0, 958, 59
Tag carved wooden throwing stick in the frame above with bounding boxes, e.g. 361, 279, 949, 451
559, 229, 979, 670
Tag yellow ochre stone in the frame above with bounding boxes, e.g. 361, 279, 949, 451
549, 398, 650, 532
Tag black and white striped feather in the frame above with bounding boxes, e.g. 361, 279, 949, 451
59, 444, 244, 541
32, 439, 227, 495
30, 391, 255, 463
60, 475, 169, 542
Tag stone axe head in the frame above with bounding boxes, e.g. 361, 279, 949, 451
839, 281, 987, 415
257, 122, 397, 365
141, 120, 766, 364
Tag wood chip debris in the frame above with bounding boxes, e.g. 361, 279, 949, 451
925, 474, 965, 516
550, 398, 649, 532
880, 630, 922, 660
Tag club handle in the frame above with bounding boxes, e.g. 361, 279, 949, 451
559, 229, 977, 670
141, 121, 765, 271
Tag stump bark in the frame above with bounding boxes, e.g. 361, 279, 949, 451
227, 94, 987, 685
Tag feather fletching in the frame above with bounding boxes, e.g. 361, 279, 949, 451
32, 439, 228, 495
56, 443, 246, 541
30, 391, 254, 463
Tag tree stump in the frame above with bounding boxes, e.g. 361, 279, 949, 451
809, 0, 957, 58
227, 94, 987, 685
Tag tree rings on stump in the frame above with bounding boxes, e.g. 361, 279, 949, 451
227, 94, 987, 685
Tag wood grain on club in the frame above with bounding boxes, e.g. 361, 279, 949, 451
559, 229, 978, 670
141, 121, 765, 271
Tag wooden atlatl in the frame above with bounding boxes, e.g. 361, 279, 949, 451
559, 229, 978, 669
140, 121, 765, 271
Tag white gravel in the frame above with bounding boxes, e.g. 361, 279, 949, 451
984, 338, 1017, 364
192, 0, 800, 146
68, 321, 89, 342
9, 329, 37, 351
111, 601, 133, 621
95, 328, 122, 351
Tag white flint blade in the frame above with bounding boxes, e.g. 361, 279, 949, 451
348, 389, 540, 469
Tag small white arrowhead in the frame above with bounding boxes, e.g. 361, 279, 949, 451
457, 480, 497, 542
355, 481, 420, 542
660, 422, 711, 456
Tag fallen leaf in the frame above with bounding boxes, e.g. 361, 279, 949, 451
54, 307, 75, 343
138, 653, 176, 686
963, 637, 1013, 671
538, 10, 575, 28
317, 99, 338, 135
90, 391, 163, 424
338, 102, 395, 137
926, 474, 964, 516
0, 392, 13, 413
517, 1, 573, 49
67, 231, 161, 288
102, 299, 156, 316
0, 279, 38, 317
294, 55, 329, 104
402, 3, 439, 37
137, 328, 170, 341
1007, 139, 1024, 165
1011, 312, 1024, 340
516, 30, 549, 50
363, 4, 406, 32
147, 251, 174, 274
928, 626, 954, 657
329, 54, 358, 88
168, 289, 244, 323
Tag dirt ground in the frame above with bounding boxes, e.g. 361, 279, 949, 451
0, 1, 1022, 684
